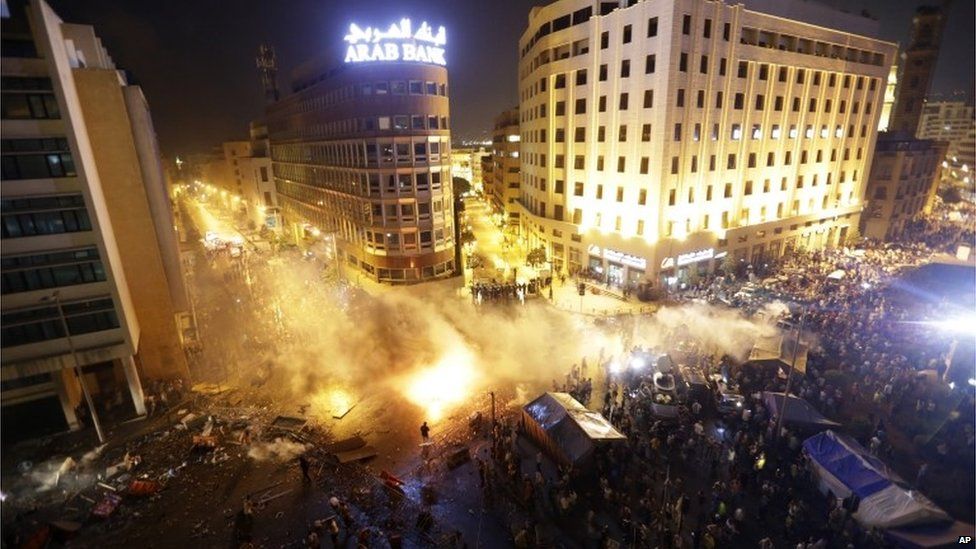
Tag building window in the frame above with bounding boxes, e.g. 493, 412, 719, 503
618, 125, 627, 141
682, 14, 691, 35
622, 24, 632, 44
643, 89, 654, 108
617, 157, 625, 172
640, 157, 649, 174
645, 54, 656, 74
679, 53, 688, 72
575, 98, 586, 114
599, 95, 607, 112
700, 55, 709, 74
677, 89, 685, 107
737, 61, 748, 78
599, 64, 608, 81
619, 93, 629, 110
641, 124, 651, 142
601, 31, 609, 49
576, 69, 587, 86
648, 17, 658, 37
620, 59, 630, 78
574, 182, 584, 196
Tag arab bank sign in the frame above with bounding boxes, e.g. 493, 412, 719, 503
343, 19, 447, 66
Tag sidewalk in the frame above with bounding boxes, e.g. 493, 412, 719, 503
548, 279, 658, 316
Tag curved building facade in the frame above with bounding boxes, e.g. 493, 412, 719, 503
267, 55, 455, 283
517, 0, 896, 288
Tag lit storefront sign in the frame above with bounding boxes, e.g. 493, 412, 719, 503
588, 244, 647, 270
343, 19, 447, 66
677, 248, 715, 266
660, 248, 716, 269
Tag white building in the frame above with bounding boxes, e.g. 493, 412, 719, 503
516, 0, 896, 287
2, 0, 188, 441
916, 101, 976, 187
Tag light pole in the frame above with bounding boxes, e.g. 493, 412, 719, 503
776, 306, 807, 441
43, 291, 105, 444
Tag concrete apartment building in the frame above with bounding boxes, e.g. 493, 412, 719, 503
859, 4, 954, 242
487, 108, 522, 227
266, 24, 456, 283
1, 0, 188, 441
516, 0, 896, 287
860, 134, 946, 241
450, 147, 489, 192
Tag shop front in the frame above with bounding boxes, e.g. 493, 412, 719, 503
586, 244, 648, 288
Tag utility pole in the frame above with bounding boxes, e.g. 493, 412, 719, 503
776, 307, 807, 440
46, 291, 106, 444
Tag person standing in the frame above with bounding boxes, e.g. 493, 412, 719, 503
298, 453, 311, 483
420, 421, 430, 442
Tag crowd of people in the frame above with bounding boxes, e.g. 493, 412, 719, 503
470, 200, 974, 547
471, 280, 534, 305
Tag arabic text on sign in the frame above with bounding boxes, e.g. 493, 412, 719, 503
343, 19, 447, 66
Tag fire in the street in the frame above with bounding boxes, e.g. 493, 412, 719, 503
402, 349, 478, 422
310, 387, 355, 418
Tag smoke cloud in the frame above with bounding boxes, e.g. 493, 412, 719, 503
247, 437, 307, 462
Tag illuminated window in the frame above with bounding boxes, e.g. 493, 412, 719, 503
771, 125, 781, 139
751, 125, 762, 140
731, 124, 742, 140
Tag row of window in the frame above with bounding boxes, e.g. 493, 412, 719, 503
2, 257, 106, 294
272, 138, 450, 169
1, 194, 92, 239
285, 79, 447, 117
2, 91, 60, 120
365, 226, 451, 252
267, 114, 449, 142
370, 258, 455, 282
546, 120, 865, 146
1, 297, 120, 348
521, 193, 855, 237
273, 163, 448, 198
1, 152, 76, 180
525, 169, 854, 212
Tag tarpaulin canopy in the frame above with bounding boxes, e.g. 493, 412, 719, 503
748, 334, 808, 374
885, 520, 975, 548
522, 393, 626, 466
763, 392, 840, 430
827, 269, 846, 280
803, 431, 950, 529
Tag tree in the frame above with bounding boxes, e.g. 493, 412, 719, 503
526, 246, 548, 267
460, 227, 476, 245
939, 185, 962, 204
452, 176, 472, 197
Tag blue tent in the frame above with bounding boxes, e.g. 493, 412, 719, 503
803, 430, 950, 529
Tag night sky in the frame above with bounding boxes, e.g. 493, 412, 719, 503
47, 0, 974, 157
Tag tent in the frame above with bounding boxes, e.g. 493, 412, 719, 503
748, 334, 808, 374
803, 431, 951, 529
762, 392, 840, 430
521, 392, 626, 467
885, 521, 976, 548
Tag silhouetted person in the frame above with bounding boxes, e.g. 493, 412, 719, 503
420, 421, 430, 442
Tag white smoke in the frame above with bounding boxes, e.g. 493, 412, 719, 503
247, 437, 307, 462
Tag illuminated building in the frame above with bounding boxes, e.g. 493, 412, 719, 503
1, 0, 188, 440
916, 101, 976, 187
450, 147, 489, 191
861, 133, 946, 241
488, 108, 522, 226
517, 0, 896, 286
877, 64, 897, 132
889, 5, 945, 135
266, 19, 456, 283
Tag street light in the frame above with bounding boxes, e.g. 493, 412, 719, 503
42, 291, 106, 444
776, 306, 807, 441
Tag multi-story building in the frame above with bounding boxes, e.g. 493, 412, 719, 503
450, 147, 490, 192
239, 121, 279, 231
916, 101, 976, 186
488, 108, 522, 226
1, 0, 188, 441
266, 20, 456, 283
516, 0, 896, 287
889, 5, 945, 135
861, 133, 946, 241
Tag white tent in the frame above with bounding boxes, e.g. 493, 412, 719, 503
803, 431, 951, 529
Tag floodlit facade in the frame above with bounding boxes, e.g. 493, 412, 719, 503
877, 64, 897, 132
861, 133, 946, 241
1, 0, 188, 441
488, 108, 522, 226
266, 22, 456, 283
517, 0, 897, 287
450, 147, 490, 192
